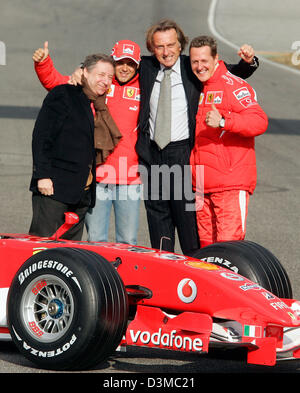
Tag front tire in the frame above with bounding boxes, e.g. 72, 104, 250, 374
192, 240, 292, 299
7, 247, 128, 370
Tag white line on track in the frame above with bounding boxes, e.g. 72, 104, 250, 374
208, 0, 300, 76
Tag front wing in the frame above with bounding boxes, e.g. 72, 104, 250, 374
120, 303, 300, 366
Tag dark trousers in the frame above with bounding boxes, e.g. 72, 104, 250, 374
140, 139, 200, 256
29, 190, 91, 240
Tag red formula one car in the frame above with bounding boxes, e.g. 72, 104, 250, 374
1, 212, 300, 370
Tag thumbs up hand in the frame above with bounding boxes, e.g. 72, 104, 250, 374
32, 41, 49, 63
205, 104, 222, 128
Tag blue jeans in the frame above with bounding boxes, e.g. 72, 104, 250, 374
85, 183, 141, 244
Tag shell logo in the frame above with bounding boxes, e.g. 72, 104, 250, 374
186, 261, 219, 270
32, 247, 47, 255
177, 279, 197, 303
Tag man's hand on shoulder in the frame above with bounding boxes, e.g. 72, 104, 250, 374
68, 67, 83, 86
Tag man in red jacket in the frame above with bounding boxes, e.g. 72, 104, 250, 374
33, 40, 142, 244
189, 36, 268, 248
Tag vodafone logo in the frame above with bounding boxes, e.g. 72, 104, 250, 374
129, 328, 203, 352
177, 279, 197, 303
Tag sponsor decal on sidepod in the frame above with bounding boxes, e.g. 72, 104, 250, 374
177, 279, 197, 303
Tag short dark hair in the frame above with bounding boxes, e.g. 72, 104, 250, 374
189, 35, 218, 57
82, 53, 115, 71
146, 19, 188, 53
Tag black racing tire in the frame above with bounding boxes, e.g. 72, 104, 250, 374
192, 240, 292, 299
7, 247, 128, 371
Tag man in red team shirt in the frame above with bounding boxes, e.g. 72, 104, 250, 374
33, 40, 142, 244
189, 36, 268, 247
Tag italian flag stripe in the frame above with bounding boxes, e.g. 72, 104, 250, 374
244, 325, 262, 337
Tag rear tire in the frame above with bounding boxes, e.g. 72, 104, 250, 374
7, 247, 128, 370
192, 241, 292, 298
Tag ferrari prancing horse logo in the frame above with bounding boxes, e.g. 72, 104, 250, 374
123, 86, 140, 101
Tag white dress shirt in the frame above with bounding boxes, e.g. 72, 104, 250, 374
149, 58, 189, 142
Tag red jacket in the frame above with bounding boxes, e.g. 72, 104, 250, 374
34, 56, 140, 184
191, 61, 268, 195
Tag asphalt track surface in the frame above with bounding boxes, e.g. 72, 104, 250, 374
0, 0, 299, 377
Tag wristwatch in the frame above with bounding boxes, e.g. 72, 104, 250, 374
251, 56, 259, 67
219, 117, 225, 128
